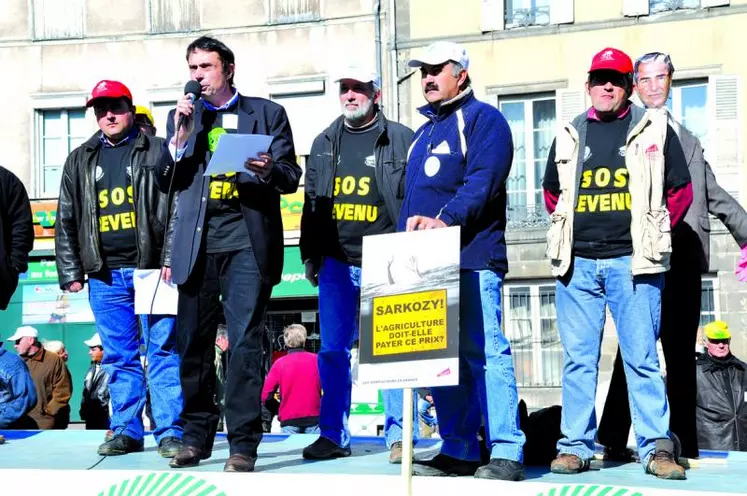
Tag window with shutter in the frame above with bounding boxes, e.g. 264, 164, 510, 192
32, 0, 85, 40
701, 0, 729, 7
149, 0, 199, 34
707, 75, 741, 198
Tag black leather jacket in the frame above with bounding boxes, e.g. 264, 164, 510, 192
55, 130, 174, 289
300, 112, 414, 267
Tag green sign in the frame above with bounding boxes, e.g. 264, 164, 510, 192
273, 246, 318, 298
21, 260, 58, 283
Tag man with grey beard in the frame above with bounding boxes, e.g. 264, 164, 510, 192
300, 67, 415, 462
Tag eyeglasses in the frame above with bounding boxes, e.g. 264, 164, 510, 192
589, 71, 628, 88
709, 338, 730, 345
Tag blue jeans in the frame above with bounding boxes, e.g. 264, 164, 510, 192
88, 268, 183, 443
282, 424, 321, 434
431, 270, 525, 463
382, 388, 419, 449
418, 397, 437, 428
555, 256, 670, 466
317, 257, 417, 448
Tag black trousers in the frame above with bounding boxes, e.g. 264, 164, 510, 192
597, 257, 701, 458
177, 246, 272, 456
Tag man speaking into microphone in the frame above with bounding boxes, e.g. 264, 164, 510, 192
156, 36, 301, 472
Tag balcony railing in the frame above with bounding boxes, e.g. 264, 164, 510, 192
507, 203, 551, 230
505, 6, 551, 28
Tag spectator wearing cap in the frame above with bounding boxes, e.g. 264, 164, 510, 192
299, 64, 415, 463
400, 41, 525, 481
0, 331, 37, 429
80, 333, 111, 431
598, 53, 747, 461
543, 48, 692, 479
135, 106, 157, 137
695, 321, 747, 452
54, 79, 183, 458
8, 326, 71, 430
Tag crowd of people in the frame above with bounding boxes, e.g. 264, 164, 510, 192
0, 34, 746, 482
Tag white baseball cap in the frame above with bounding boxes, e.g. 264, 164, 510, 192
408, 41, 470, 70
7, 326, 39, 341
84, 333, 103, 348
334, 65, 381, 90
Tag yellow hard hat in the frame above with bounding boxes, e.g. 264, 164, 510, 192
134, 105, 155, 127
704, 320, 731, 340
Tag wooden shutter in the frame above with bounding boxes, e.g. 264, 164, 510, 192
481, 0, 505, 32
556, 89, 586, 125
707, 75, 741, 198
622, 0, 650, 16
550, 0, 574, 26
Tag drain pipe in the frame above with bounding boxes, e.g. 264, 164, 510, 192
374, 0, 383, 109
387, 0, 400, 121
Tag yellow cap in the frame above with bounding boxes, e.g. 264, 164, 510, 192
704, 320, 731, 340
134, 105, 155, 127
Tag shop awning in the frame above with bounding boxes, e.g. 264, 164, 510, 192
272, 246, 318, 299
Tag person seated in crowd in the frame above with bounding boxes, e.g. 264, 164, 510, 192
0, 332, 38, 431
9, 326, 71, 430
80, 333, 111, 431
695, 320, 747, 452
261, 324, 321, 434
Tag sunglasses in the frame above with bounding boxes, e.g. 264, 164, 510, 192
589, 71, 628, 88
708, 338, 730, 345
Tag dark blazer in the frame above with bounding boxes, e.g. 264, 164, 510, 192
157, 94, 301, 286
0, 166, 33, 310
671, 117, 747, 272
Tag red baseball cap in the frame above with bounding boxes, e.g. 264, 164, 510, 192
86, 80, 133, 107
588, 48, 633, 74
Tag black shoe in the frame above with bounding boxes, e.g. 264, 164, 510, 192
474, 458, 525, 481
603, 445, 636, 463
302, 437, 351, 459
224, 453, 257, 472
169, 445, 210, 468
412, 454, 480, 477
157, 436, 183, 458
97, 435, 144, 456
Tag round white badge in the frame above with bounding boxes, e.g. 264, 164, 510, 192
95, 166, 104, 181
424, 156, 441, 177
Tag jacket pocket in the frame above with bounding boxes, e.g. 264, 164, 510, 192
546, 212, 567, 261
642, 208, 672, 262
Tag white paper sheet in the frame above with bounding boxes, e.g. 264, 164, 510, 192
203, 133, 274, 176
133, 269, 178, 315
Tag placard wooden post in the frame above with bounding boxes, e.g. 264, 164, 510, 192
401, 388, 414, 496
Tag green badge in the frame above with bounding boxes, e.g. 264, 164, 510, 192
208, 127, 227, 153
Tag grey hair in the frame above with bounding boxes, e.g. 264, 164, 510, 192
634, 52, 675, 82
44, 340, 65, 354
450, 62, 471, 89
284, 324, 307, 349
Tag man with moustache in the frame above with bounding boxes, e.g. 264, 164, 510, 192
597, 52, 747, 460
543, 48, 691, 479
400, 41, 525, 481
55, 80, 183, 457
158, 36, 301, 472
299, 67, 415, 463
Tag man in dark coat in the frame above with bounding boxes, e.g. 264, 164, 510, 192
0, 166, 33, 311
157, 35, 301, 473
695, 321, 747, 452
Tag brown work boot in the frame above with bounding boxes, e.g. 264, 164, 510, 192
0, 434, 5, 445
550, 453, 590, 474
647, 449, 686, 480
224, 453, 256, 472
389, 441, 403, 464
169, 445, 210, 469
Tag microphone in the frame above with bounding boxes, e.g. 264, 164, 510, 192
176, 80, 202, 131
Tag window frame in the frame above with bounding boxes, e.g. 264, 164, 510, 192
666, 78, 709, 143
699, 275, 720, 327
497, 93, 556, 221
503, 281, 562, 387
